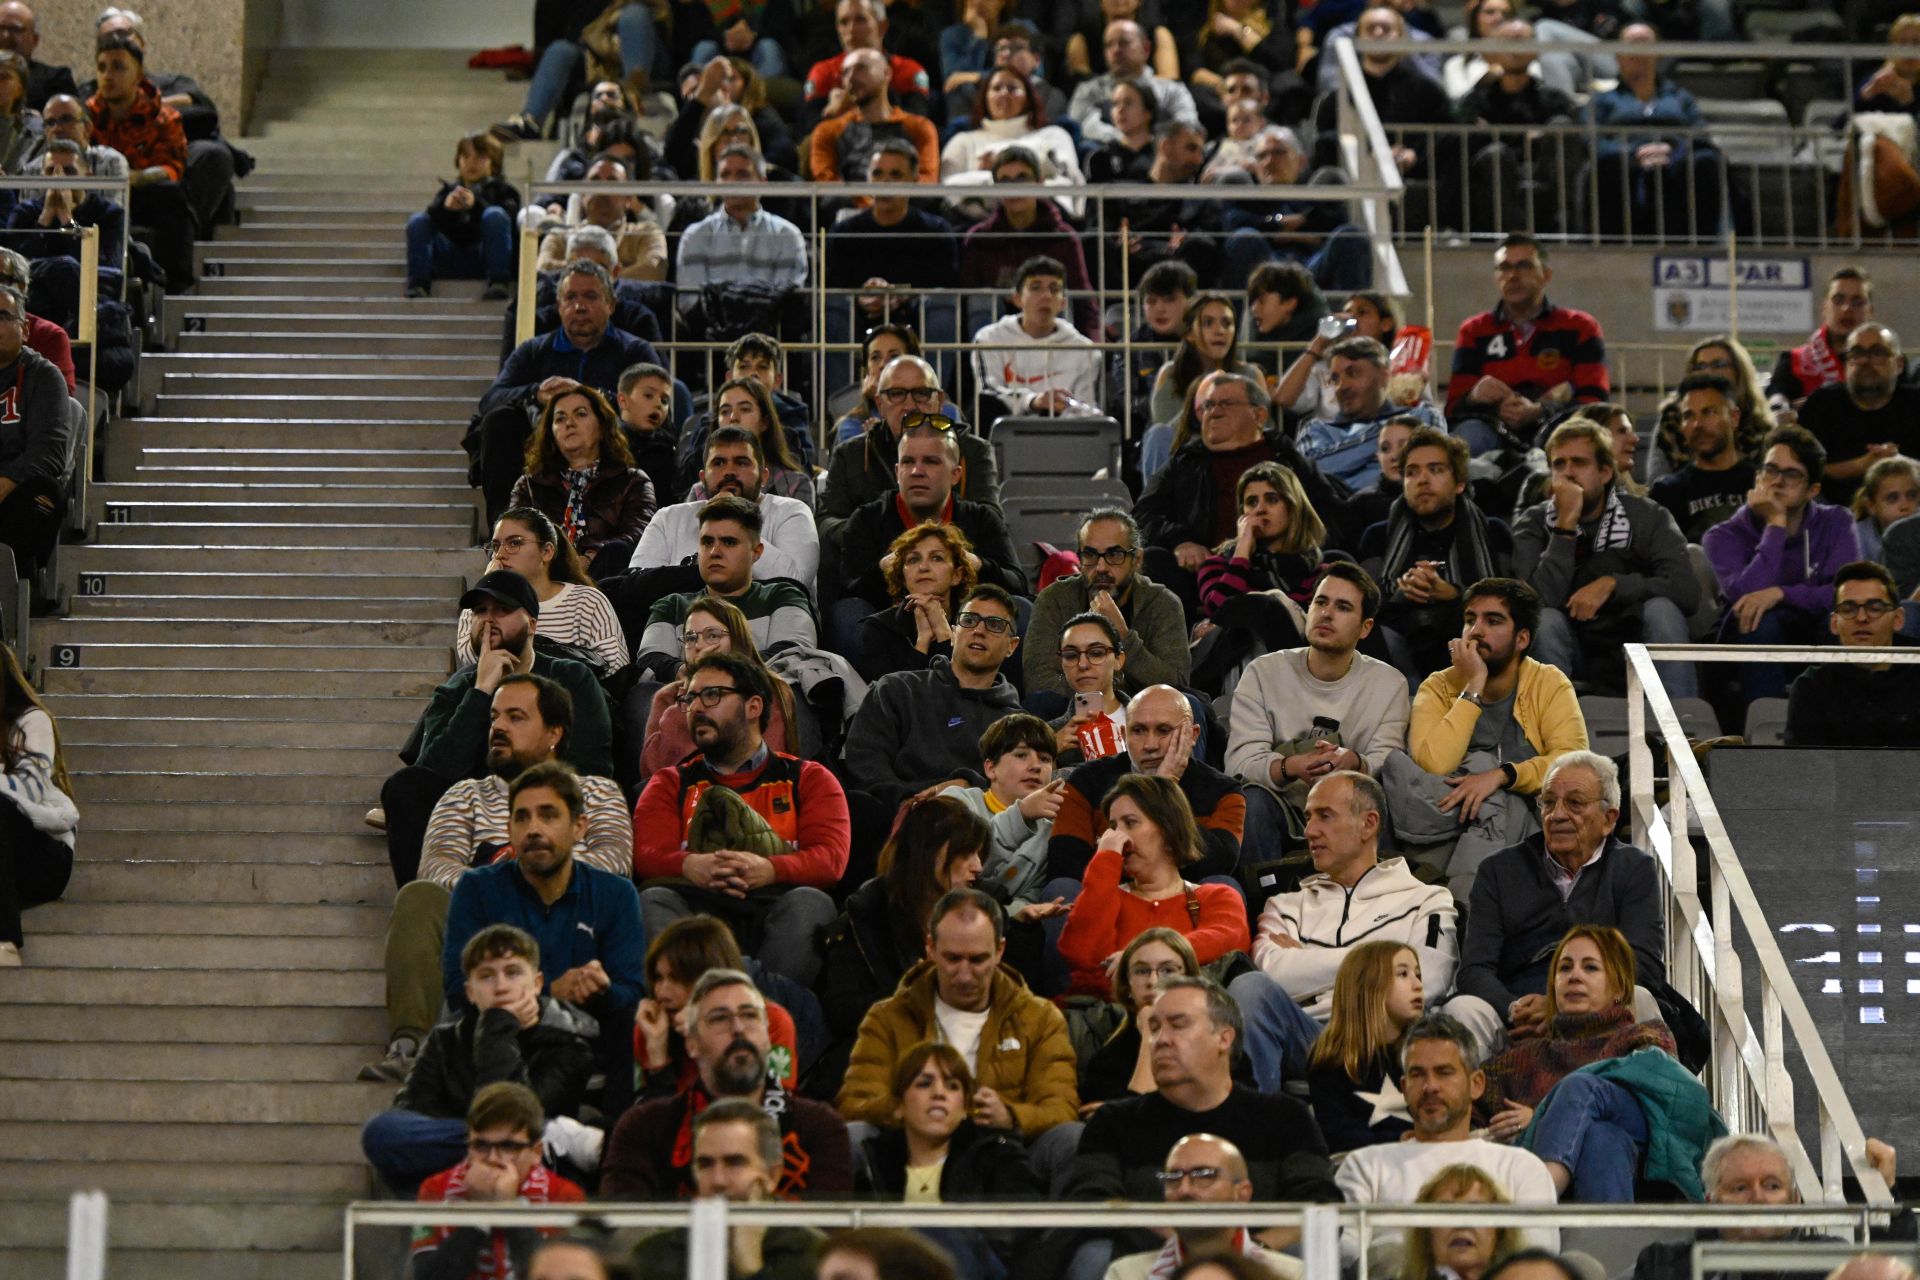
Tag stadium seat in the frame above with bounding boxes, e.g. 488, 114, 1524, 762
1744, 697, 1790, 747
992, 415, 1124, 485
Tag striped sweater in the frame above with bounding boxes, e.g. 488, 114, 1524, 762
418, 773, 633, 890
454, 582, 628, 674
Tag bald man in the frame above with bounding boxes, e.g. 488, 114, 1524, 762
1105, 1134, 1302, 1280
530, 1240, 610, 1280
1798, 323, 1920, 507
807, 46, 939, 184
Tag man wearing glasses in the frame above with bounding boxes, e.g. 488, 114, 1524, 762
1796, 322, 1920, 509
1024, 507, 1189, 713
1703, 424, 1860, 702
1105, 1134, 1294, 1280
0, 3, 73, 111
1787, 562, 1920, 748
631, 651, 850, 985
41, 93, 128, 181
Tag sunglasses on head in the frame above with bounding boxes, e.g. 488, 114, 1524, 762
901, 411, 959, 433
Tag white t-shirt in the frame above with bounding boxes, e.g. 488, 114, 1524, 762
1335, 1138, 1559, 1262
934, 997, 991, 1072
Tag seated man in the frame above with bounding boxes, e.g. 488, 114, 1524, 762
85, 33, 195, 289
1513, 416, 1699, 697
440, 763, 648, 1110
514, 225, 667, 352
845, 584, 1024, 810
471, 260, 661, 523
0, 247, 74, 393
1378, 578, 1586, 896
1023, 508, 1190, 715
1336, 1014, 1558, 1264
1446, 751, 1665, 1057
672, 333, 818, 497
408, 1082, 587, 1278
1447, 23, 1578, 235
633, 495, 816, 678
1357, 428, 1514, 680
43, 92, 126, 182
822, 141, 959, 386
971, 254, 1101, 424
7, 142, 127, 339
1105, 1134, 1299, 1280
362, 924, 597, 1190
1048, 685, 1244, 884
808, 49, 938, 183
838, 888, 1081, 1183
1297, 337, 1447, 486
1766, 268, 1871, 413
631, 427, 817, 591
1218, 127, 1372, 295
674, 145, 808, 299
1795, 323, 1920, 510
1703, 424, 1860, 701
1647, 374, 1758, 545
6, 2, 75, 110
800, 0, 933, 130
532, 155, 667, 284
631, 651, 849, 986
1787, 561, 1920, 748
380, 571, 612, 882
0, 281, 73, 583
1067, 19, 1199, 146
629, 1099, 827, 1280
364, 674, 631, 1082
602, 967, 854, 1198
1226, 564, 1408, 860
1228, 772, 1457, 1093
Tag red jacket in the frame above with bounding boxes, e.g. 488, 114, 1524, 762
411, 1160, 585, 1279
632, 749, 850, 888
27, 315, 73, 393
1445, 298, 1609, 418
87, 79, 187, 181
1055, 847, 1251, 997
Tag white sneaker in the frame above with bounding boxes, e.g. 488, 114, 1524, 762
0, 942, 21, 967
543, 1116, 605, 1170
363, 807, 387, 832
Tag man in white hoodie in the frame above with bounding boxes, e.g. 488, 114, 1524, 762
1225, 770, 1457, 1093
971, 253, 1101, 428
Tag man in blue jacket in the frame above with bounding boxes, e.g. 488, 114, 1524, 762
443, 760, 648, 1113
469, 258, 662, 522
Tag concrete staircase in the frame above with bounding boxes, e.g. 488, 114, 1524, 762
0, 49, 537, 1279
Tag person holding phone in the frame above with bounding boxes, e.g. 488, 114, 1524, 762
1048, 614, 1129, 767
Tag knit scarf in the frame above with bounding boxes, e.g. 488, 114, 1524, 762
1586, 485, 1634, 554
1789, 325, 1843, 394
1377, 496, 1497, 595
669, 1074, 806, 1196
559, 464, 597, 544
434, 1158, 560, 1279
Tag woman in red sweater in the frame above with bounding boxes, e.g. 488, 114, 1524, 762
1055, 774, 1250, 997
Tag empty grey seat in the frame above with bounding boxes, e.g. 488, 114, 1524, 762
992, 415, 1122, 485
1744, 697, 1790, 747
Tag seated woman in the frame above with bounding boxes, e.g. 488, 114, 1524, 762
663, 56, 798, 183
1649, 336, 1772, 483
819, 797, 991, 1042
1047, 613, 1130, 770
1085, 77, 1160, 185
856, 522, 978, 683
940, 67, 1084, 211
939, 0, 1010, 102
1308, 940, 1426, 1154
455, 508, 628, 676
509, 385, 657, 580
640, 594, 796, 776
1139, 292, 1268, 477
1399, 1165, 1526, 1280
1854, 456, 1920, 565
685, 377, 818, 508
832, 324, 919, 442
1195, 461, 1343, 633
0, 642, 76, 966
404, 131, 520, 300
1275, 290, 1402, 422
489, 1, 668, 142
1078, 928, 1201, 1108
855, 1041, 1038, 1276
1480, 925, 1693, 1203
1055, 774, 1249, 998
635, 914, 817, 1097
1179, 0, 1291, 102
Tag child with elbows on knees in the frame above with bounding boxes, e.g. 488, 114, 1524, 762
405, 131, 523, 300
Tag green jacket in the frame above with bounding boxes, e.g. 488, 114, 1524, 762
412, 652, 612, 780
1022, 571, 1191, 697
1526, 1047, 1727, 1201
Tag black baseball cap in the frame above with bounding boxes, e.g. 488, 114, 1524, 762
459, 569, 540, 618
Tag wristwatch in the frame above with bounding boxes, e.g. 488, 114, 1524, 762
1458, 689, 1486, 707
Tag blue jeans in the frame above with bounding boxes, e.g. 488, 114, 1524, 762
1240, 784, 1290, 863
1452, 418, 1505, 457
1220, 224, 1373, 293
406, 207, 513, 286
689, 36, 788, 81
1227, 968, 1323, 1093
523, 5, 666, 122
1531, 596, 1696, 698
1524, 1072, 1647, 1203
1140, 422, 1174, 482
1715, 605, 1818, 701
362, 1109, 469, 1189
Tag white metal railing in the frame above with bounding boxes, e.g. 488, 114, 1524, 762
1625, 642, 1911, 1205
1332, 35, 1410, 298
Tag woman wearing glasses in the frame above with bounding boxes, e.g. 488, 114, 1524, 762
820, 354, 1001, 529
854, 522, 981, 683
508, 386, 657, 580
831, 325, 934, 446
686, 376, 818, 508
639, 594, 795, 777
1077, 928, 1201, 1109
454, 509, 628, 676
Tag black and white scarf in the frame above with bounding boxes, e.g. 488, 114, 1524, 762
1379, 494, 1498, 592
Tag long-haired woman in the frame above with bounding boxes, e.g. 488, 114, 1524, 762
639, 594, 796, 776
511, 385, 657, 579
686, 377, 817, 508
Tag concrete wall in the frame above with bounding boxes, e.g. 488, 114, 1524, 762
278, 0, 527, 48
39, 0, 254, 131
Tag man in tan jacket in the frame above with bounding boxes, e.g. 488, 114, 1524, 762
836, 887, 1083, 1191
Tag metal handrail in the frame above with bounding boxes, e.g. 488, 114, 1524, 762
1332, 36, 1411, 298
1625, 642, 1901, 1206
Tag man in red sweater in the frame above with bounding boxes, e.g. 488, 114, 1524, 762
631, 650, 849, 987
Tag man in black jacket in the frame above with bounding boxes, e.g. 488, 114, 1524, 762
0, 3, 74, 110
470, 260, 662, 522
0, 286, 72, 583
1786, 561, 1920, 748
361, 924, 596, 1191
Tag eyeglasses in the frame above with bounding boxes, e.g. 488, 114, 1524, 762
1691, 357, 1735, 372
901, 411, 959, 433
1154, 1167, 1227, 1188
1195, 398, 1250, 416
1060, 644, 1116, 665
1078, 545, 1135, 566
1128, 962, 1184, 981
1836, 600, 1899, 619
1846, 347, 1897, 362
680, 627, 730, 647
44, 114, 85, 128
879, 386, 941, 405
700, 1006, 766, 1031
468, 1138, 537, 1158
1759, 463, 1809, 485
955, 611, 1014, 635
483, 535, 536, 556
675, 685, 743, 710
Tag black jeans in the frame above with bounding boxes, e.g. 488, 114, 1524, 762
475, 405, 535, 527
381, 765, 456, 887
0, 475, 66, 578
0, 801, 73, 946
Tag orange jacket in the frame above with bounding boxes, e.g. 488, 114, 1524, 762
88, 79, 187, 181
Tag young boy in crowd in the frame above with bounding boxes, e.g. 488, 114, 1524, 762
1110, 261, 1198, 434
616, 361, 681, 503
972, 255, 1102, 426
940, 713, 1069, 926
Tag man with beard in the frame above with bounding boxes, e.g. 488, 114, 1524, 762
602, 967, 854, 1198
440, 762, 648, 1112
1024, 508, 1189, 711
1226, 563, 1409, 861
1767, 267, 1873, 412
630, 651, 849, 986
1335, 1014, 1559, 1265
633, 495, 817, 679
1066, 19, 1200, 146
809, 47, 939, 184
362, 675, 633, 1083
1359, 428, 1513, 681
631, 428, 819, 589
1796, 323, 1920, 509
1649, 375, 1759, 544
1378, 578, 1585, 899
1298, 337, 1448, 488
